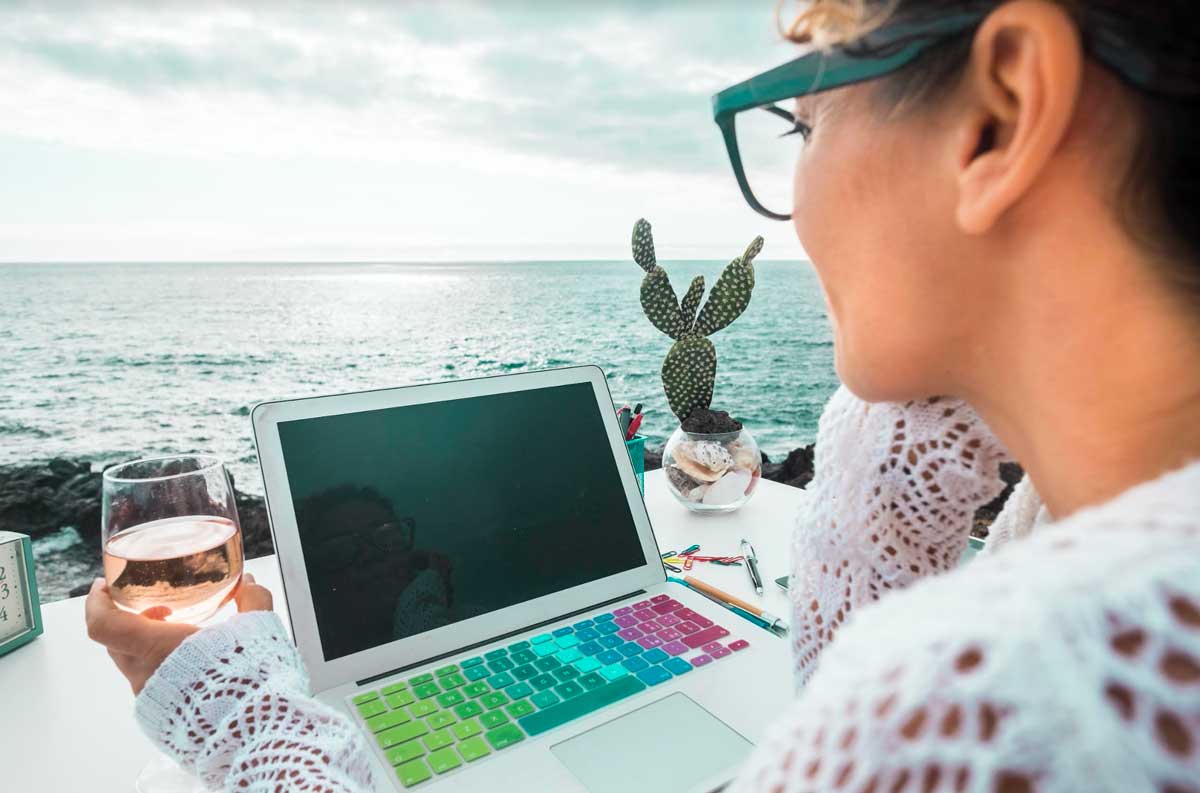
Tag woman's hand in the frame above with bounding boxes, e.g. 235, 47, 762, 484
85, 573, 275, 694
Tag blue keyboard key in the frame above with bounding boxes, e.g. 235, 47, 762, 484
507, 640, 531, 653
530, 633, 554, 645
485, 648, 508, 660
572, 619, 594, 629
555, 634, 580, 649
555, 648, 583, 664
642, 648, 668, 665
662, 657, 692, 676
598, 635, 623, 649
461, 656, 484, 668
533, 643, 558, 658
596, 650, 622, 666
578, 641, 603, 656
594, 613, 615, 622
595, 622, 620, 635
552, 626, 575, 637
574, 657, 603, 674
617, 643, 642, 658
489, 672, 516, 688
621, 656, 649, 673
599, 664, 628, 681
465, 666, 491, 681
636, 666, 672, 686
575, 627, 600, 642
507, 681, 534, 699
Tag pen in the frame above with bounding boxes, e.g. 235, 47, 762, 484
625, 413, 644, 440
633, 403, 643, 414
616, 406, 631, 435
679, 574, 787, 634
667, 577, 775, 633
740, 538, 763, 595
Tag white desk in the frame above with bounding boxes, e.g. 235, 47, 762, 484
0, 471, 804, 792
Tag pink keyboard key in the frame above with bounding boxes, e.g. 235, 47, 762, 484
656, 628, 682, 642
691, 654, 713, 667
693, 616, 714, 629
710, 645, 732, 659
614, 607, 633, 616
651, 594, 670, 604
652, 599, 683, 614
701, 641, 723, 653
676, 608, 699, 621
633, 600, 652, 610
683, 625, 730, 649
636, 635, 663, 649
639, 619, 662, 633
617, 627, 643, 641
633, 609, 655, 622
663, 641, 689, 656
614, 615, 638, 628
676, 621, 700, 635
657, 614, 681, 627
729, 639, 750, 652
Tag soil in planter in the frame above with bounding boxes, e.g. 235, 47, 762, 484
681, 407, 743, 434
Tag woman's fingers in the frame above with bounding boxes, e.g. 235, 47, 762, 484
86, 577, 199, 693
235, 573, 274, 613
85, 578, 154, 655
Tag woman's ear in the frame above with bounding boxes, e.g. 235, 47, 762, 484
954, 0, 1083, 234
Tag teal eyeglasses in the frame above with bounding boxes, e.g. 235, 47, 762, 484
712, 8, 1161, 220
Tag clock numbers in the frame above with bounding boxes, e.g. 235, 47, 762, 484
0, 582, 8, 600
0, 606, 6, 622
0, 564, 6, 580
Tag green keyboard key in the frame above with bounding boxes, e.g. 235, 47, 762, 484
512, 664, 538, 681
423, 728, 455, 751
457, 736, 491, 762
579, 672, 606, 691
484, 723, 525, 751
507, 682, 533, 700
508, 640, 531, 653
552, 665, 579, 681
428, 746, 462, 774
518, 675, 647, 736
382, 681, 408, 696
530, 673, 557, 691
353, 691, 380, 706
451, 718, 482, 740
533, 642, 558, 658
379, 720, 429, 749
530, 690, 560, 709
485, 648, 508, 660
555, 680, 584, 699
599, 664, 628, 682
529, 633, 553, 645
488, 672, 516, 689
534, 657, 561, 672
357, 700, 387, 719
574, 657, 603, 674
426, 711, 456, 730
366, 709, 411, 733
454, 700, 484, 720
511, 649, 537, 665
396, 757, 432, 788
480, 710, 510, 729
465, 666, 491, 681
555, 648, 583, 664
413, 682, 441, 700
463, 681, 490, 698
435, 664, 459, 677
386, 690, 415, 709
506, 700, 535, 719
409, 700, 437, 719
440, 673, 467, 690
461, 656, 484, 668
480, 692, 509, 710
385, 739, 425, 766
409, 673, 434, 686
488, 658, 515, 673
436, 690, 464, 708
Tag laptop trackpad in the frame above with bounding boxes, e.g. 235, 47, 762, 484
550, 693, 753, 793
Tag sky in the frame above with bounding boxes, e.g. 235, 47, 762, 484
0, 0, 808, 262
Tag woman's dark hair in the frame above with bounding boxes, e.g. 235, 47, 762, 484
787, 0, 1200, 298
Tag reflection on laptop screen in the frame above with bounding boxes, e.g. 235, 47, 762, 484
277, 382, 646, 662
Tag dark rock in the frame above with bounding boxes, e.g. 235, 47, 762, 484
761, 444, 816, 490
971, 462, 1025, 538
644, 446, 663, 472
664, 464, 702, 495
680, 407, 742, 434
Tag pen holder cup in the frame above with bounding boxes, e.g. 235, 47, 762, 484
625, 434, 646, 496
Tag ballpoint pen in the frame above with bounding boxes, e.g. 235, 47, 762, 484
740, 538, 763, 595
668, 575, 788, 636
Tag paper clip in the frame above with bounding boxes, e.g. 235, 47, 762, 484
679, 544, 701, 556
683, 557, 694, 571
662, 561, 682, 573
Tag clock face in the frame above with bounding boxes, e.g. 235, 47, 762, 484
0, 539, 31, 645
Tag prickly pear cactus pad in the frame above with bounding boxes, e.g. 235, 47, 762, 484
661, 336, 716, 421
693, 235, 764, 337
632, 218, 657, 272
679, 275, 705, 333
640, 265, 687, 339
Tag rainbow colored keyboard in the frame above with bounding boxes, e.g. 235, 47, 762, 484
350, 592, 752, 788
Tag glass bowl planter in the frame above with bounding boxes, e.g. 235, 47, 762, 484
662, 425, 761, 513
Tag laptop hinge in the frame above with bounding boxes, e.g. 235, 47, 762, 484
356, 589, 646, 688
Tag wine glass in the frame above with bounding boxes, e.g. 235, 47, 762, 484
102, 454, 245, 792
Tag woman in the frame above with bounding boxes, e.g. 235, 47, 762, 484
87, 0, 1200, 790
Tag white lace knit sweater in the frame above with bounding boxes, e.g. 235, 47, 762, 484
135, 386, 1200, 792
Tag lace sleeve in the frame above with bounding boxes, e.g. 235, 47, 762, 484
135, 611, 374, 793
790, 386, 1010, 685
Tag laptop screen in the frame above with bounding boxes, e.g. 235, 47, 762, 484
276, 381, 647, 662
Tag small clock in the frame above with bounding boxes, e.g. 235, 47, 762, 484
0, 531, 43, 657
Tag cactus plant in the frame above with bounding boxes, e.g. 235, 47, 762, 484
631, 218, 764, 423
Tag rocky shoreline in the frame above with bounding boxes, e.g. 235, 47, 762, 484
1, 451, 1020, 602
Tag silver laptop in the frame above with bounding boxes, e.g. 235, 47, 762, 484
252, 366, 792, 792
